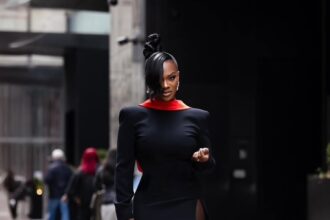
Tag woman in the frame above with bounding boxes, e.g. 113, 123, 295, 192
64, 147, 100, 220
94, 149, 117, 220
115, 33, 215, 220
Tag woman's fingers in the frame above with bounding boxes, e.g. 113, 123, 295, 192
192, 151, 199, 160
200, 148, 209, 155
192, 148, 210, 162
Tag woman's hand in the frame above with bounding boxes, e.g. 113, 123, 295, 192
192, 148, 210, 163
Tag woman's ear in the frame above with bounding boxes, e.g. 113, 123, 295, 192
177, 71, 180, 91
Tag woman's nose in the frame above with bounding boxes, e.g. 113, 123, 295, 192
162, 80, 168, 88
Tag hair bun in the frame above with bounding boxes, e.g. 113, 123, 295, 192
143, 33, 162, 59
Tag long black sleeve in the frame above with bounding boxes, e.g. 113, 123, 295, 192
193, 111, 216, 172
114, 108, 136, 220
65, 171, 80, 199
94, 167, 104, 191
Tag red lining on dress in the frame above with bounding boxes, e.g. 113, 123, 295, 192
139, 99, 190, 111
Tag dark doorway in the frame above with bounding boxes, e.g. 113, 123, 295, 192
146, 1, 324, 219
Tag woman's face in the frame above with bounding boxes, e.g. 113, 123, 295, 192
158, 60, 180, 102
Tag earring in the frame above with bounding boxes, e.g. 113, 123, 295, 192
146, 87, 150, 94
176, 82, 180, 91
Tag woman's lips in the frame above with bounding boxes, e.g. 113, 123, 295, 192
162, 91, 171, 97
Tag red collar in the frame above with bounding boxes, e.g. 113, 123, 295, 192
139, 99, 191, 111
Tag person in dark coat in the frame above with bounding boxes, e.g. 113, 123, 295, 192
44, 148, 73, 220
114, 33, 216, 220
64, 147, 100, 220
94, 149, 117, 220
2, 169, 23, 219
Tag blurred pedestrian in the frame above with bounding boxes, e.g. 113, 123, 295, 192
2, 169, 24, 219
44, 148, 73, 220
114, 33, 215, 220
64, 147, 100, 220
94, 149, 117, 220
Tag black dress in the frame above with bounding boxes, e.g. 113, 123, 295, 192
115, 102, 215, 220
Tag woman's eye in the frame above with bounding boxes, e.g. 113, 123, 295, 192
169, 76, 176, 80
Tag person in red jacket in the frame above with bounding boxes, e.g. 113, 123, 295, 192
64, 147, 100, 220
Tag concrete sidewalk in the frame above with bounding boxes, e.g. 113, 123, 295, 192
0, 187, 11, 219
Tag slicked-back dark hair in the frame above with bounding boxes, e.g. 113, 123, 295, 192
143, 33, 178, 99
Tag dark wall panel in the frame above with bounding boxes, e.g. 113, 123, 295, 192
64, 48, 109, 165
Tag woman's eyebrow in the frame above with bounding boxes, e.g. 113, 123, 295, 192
168, 71, 178, 76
